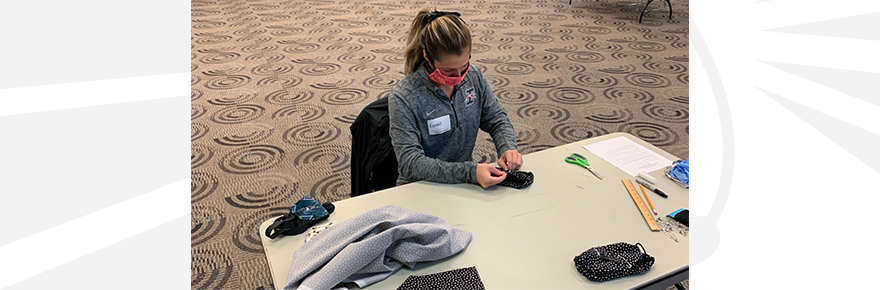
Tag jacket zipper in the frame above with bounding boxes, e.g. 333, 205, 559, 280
449, 95, 460, 129
427, 74, 463, 129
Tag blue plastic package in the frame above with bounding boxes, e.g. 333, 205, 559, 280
667, 159, 689, 188
291, 196, 330, 221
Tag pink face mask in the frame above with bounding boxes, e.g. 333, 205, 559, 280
427, 63, 470, 86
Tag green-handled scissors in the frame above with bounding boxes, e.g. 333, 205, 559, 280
565, 153, 603, 180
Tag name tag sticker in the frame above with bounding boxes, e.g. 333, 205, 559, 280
427, 115, 451, 135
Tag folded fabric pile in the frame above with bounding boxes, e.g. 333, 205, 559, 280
283, 205, 473, 290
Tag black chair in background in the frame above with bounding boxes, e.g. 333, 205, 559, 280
350, 97, 398, 197
569, 0, 672, 24
639, 0, 672, 23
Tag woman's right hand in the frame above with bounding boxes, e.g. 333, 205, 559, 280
476, 163, 506, 189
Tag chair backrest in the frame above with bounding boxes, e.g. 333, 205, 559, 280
350, 97, 398, 197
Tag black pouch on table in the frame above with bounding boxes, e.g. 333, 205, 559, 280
669, 208, 689, 227
574, 242, 655, 282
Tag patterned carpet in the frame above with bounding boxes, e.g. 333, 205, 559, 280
191, 0, 689, 289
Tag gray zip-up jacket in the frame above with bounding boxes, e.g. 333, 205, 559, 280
388, 63, 517, 184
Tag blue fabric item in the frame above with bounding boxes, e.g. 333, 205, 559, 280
291, 196, 329, 221
669, 159, 689, 187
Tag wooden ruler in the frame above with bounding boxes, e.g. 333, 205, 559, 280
622, 179, 661, 231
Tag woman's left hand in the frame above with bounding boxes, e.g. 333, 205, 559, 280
498, 150, 523, 171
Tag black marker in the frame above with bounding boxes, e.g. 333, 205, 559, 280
636, 179, 668, 198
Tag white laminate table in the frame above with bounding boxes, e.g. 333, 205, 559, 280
260, 133, 689, 289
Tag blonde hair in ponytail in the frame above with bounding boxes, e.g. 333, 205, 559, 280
403, 8, 472, 74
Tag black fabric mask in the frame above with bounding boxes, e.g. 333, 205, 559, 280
495, 167, 534, 189
397, 267, 485, 290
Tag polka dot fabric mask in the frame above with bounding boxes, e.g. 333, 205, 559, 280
396, 267, 485, 290
574, 242, 655, 282
495, 167, 534, 189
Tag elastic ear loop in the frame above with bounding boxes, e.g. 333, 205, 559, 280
634, 242, 649, 265
265, 214, 297, 239
421, 28, 434, 71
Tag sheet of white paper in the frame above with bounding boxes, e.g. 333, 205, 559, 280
583, 136, 673, 176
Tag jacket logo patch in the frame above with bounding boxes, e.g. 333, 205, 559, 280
464, 88, 476, 107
